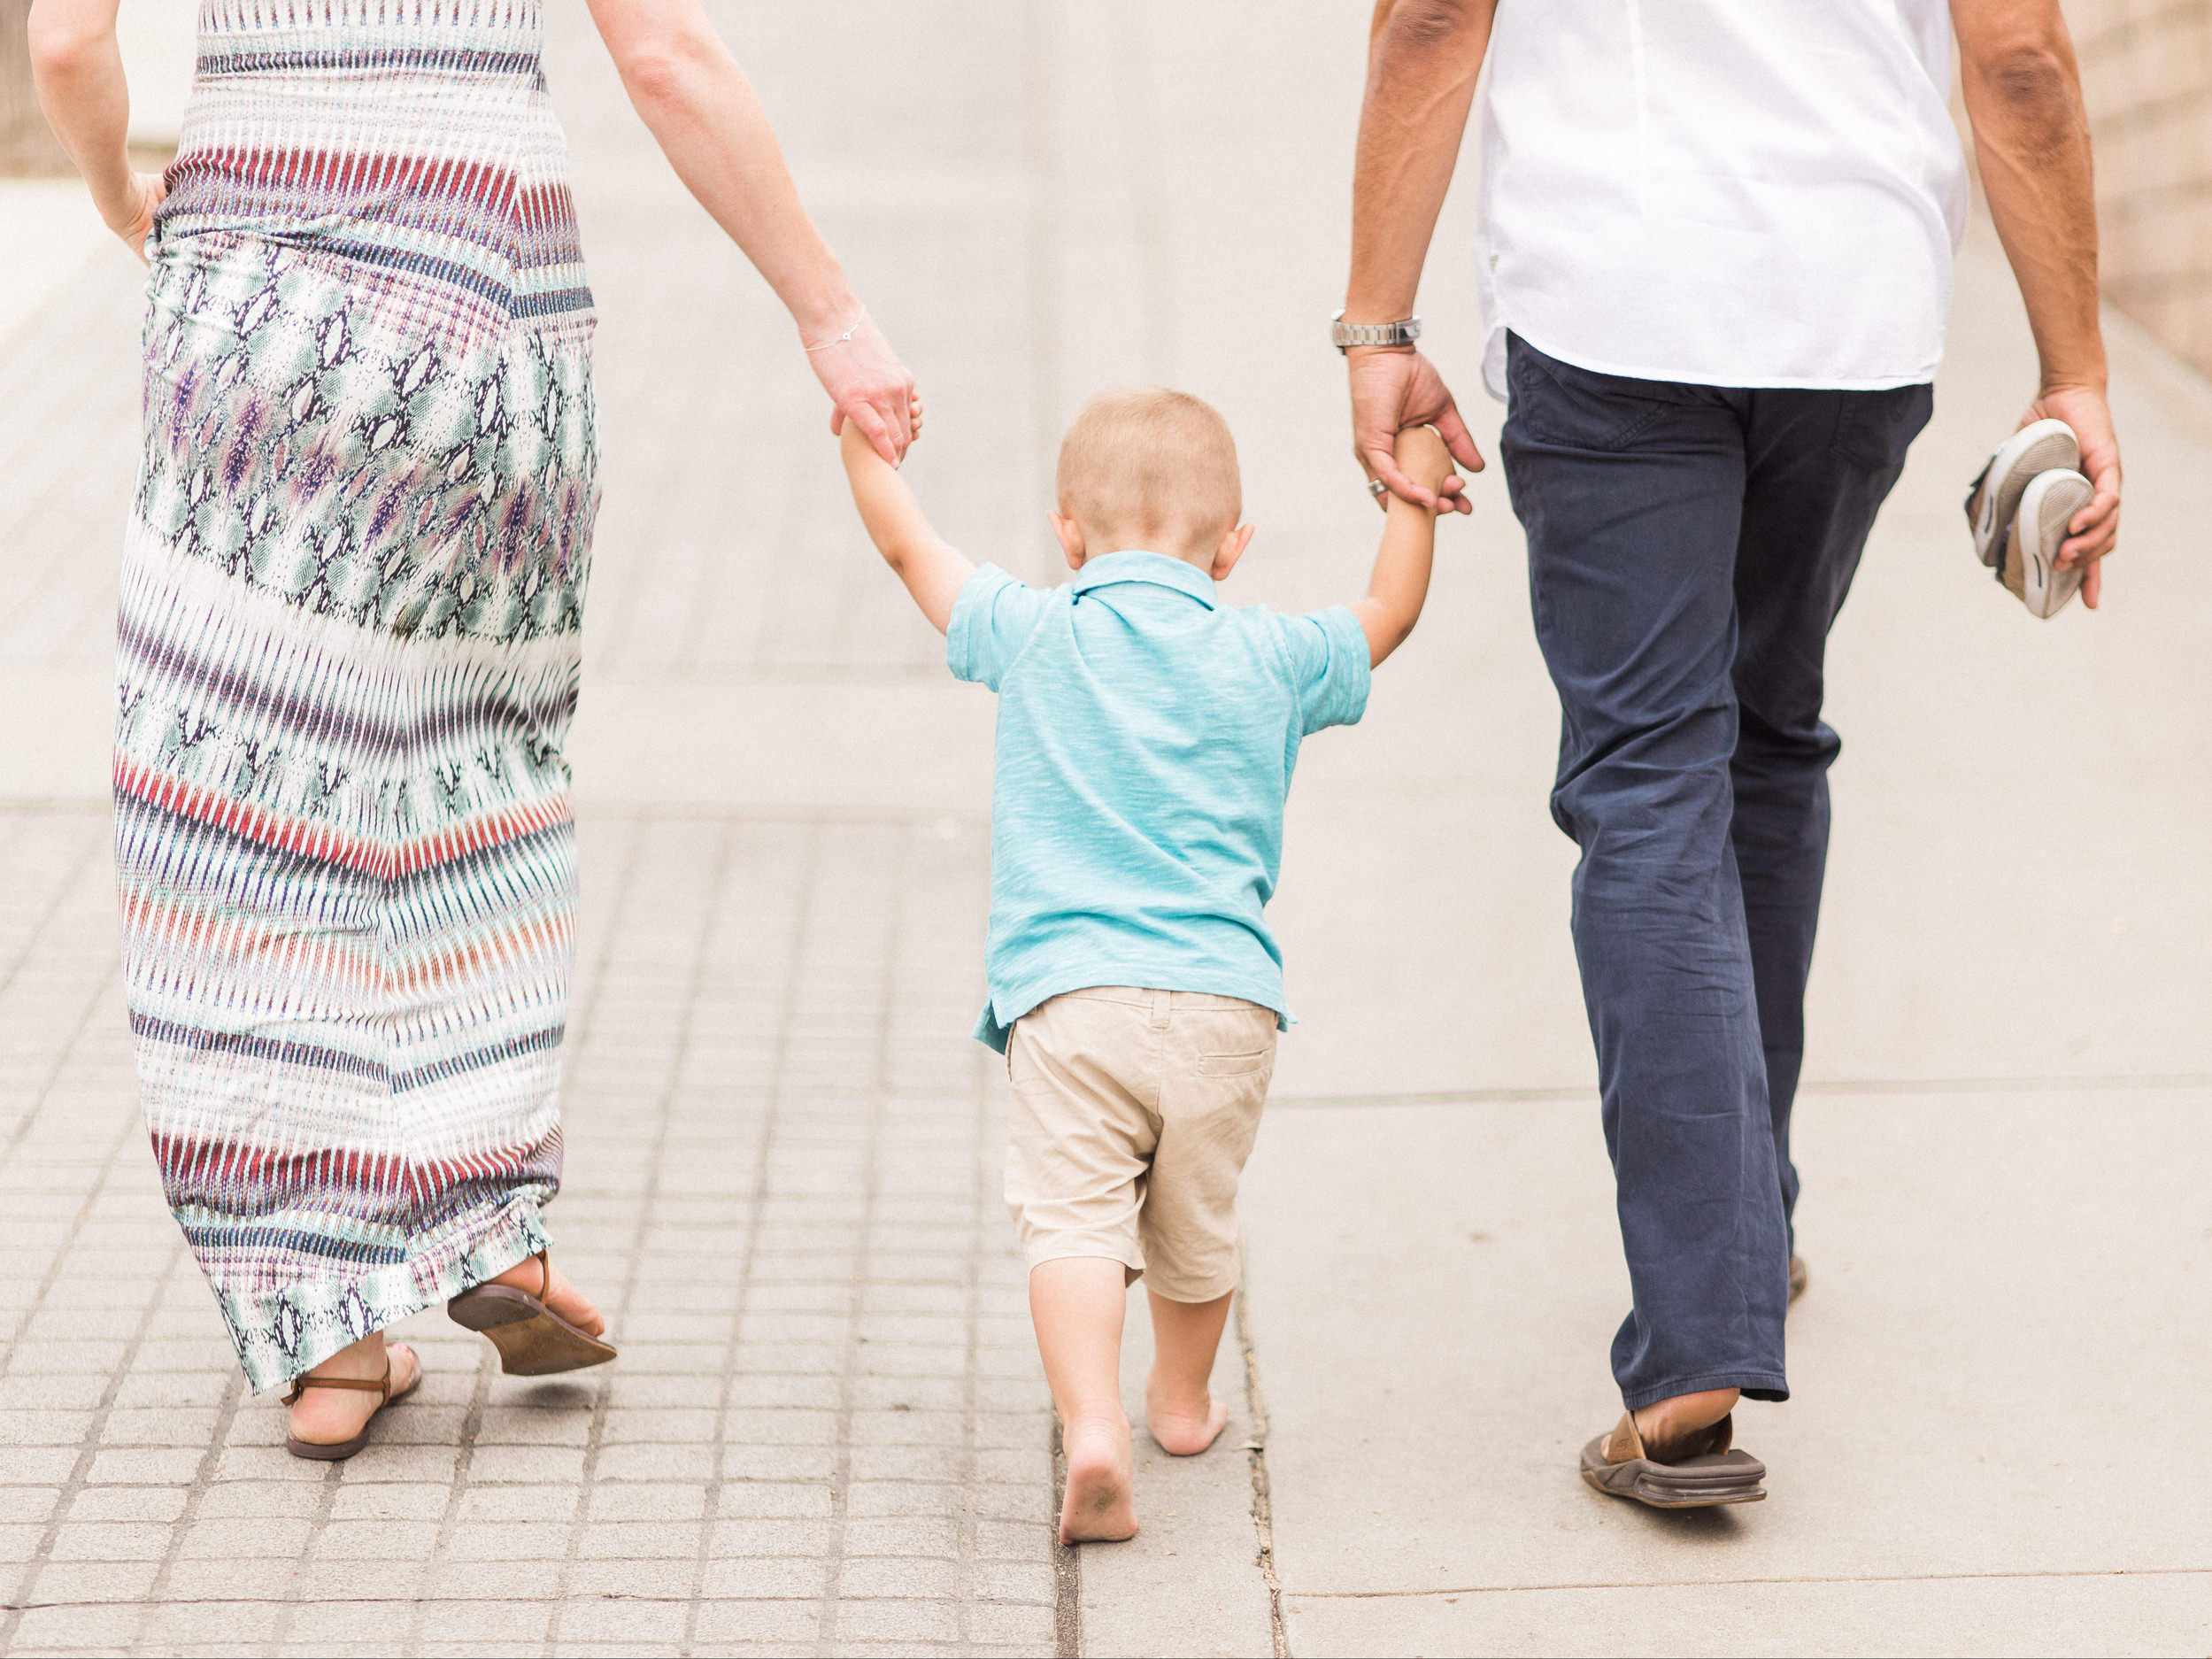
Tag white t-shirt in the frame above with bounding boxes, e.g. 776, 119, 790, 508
1474, 0, 1969, 398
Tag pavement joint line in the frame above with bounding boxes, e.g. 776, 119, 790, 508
266, 1378, 356, 1654
682, 821, 818, 1650
1047, 1418, 1077, 1659
960, 985, 997, 1654
397, 1352, 497, 1658
681, 819, 809, 1652
813, 825, 904, 1654
128, 1352, 245, 1653
1234, 1291, 1289, 1659
1290, 1564, 2212, 1599
551, 818, 732, 1651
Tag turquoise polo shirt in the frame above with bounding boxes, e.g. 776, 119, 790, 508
948, 550, 1371, 1052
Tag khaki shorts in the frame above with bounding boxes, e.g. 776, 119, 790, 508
1005, 987, 1278, 1303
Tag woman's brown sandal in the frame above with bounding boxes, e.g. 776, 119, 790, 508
446, 1251, 617, 1376
282, 1344, 421, 1462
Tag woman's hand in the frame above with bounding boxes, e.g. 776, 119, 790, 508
101, 170, 167, 264
806, 310, 918, 466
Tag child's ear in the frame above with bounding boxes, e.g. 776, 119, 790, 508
1211, 522, 1256, 581
1049, 511, 1088, 571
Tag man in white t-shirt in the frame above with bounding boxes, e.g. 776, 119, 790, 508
1340, 0, 2122, 1508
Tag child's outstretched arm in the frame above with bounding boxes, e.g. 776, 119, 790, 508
840, 421, 975, 635
1350, 423, 1454, 667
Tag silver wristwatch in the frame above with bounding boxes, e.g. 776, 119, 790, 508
1330, 310, 1421, 351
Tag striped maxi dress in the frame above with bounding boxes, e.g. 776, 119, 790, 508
116, 0, 599, 1393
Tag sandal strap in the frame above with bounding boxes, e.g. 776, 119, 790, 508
282, 1358, 395, 1406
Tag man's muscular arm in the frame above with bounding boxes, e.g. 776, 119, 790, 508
1345, 0, 1498, 512
1953, 0, 2121, 604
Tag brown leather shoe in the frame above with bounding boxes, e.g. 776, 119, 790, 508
1579, 1409, 1767, 1509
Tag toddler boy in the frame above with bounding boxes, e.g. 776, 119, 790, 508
840, 390, 1453, 1542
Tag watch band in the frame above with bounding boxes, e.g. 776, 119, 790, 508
1330, 310, 1421, 351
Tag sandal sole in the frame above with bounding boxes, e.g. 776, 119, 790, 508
448, 1285, 617, 1376
1579, 1435, 1767, 1509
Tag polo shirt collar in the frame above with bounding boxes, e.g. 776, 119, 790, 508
1069, 550, 1218, 609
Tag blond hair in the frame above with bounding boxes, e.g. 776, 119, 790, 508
1055, 389, 1242, 550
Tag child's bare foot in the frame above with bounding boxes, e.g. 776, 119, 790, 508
1059, 1415, 1137, 1543
1145, 1382, 1229, 1456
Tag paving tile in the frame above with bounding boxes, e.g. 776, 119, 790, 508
47, 1519, 173, 1562
194, 1481, 324, 1519
559, 1557, 700, 1599
574, 1520, 703, 1560
829, 1598, 962, 1643
585, 1483, 705, 1522
552, 1597, 691, 1643
410, 1600, 557, 1645
135, 1600, 286, 1647
63, 1486, 185, 1524
840, 1555, 960, 1599
465, 1446, 586, 1485
443, 1521, 576, 1563
699, 1555, 833, 1599
843, 1516, 960, 1559
455, 1484, 583, 1524
706, 1517, 836, 1558
327, 1482, 454, 1523
690, 1599, 825, 1643
310, 1518, 446, 1560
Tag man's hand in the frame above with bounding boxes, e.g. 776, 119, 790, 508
2018, 383, 2119, 607
810, 311, 918, 467
1349, 346, 1480, 513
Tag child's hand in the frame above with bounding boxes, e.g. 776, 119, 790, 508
840, 406, 973, 636
841, 395, 926, 474
842, 415, 890, 473
1392, 423, 1458, 506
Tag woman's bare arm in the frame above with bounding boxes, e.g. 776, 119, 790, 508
584, 0, 915, 463
27, 0, 166, 261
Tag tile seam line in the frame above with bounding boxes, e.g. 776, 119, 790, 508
1291, 1564, 2212, 1600
683, 819, 821, 1652
548, 816, 736, 1651
812, 822, 906, 1654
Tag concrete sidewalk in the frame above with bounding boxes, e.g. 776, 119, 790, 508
0, 1, 2207, 1655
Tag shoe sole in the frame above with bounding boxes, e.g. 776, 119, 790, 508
1578, 1435, 1768, 1509
1967, 418, 2078, 569
2005, 468, 2093, 619
448, 1284, 619, 1376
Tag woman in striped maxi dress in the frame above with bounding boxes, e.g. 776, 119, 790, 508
30, 0, 916, 1456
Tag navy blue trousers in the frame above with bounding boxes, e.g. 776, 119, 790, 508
1499, 335, 1931, 1408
